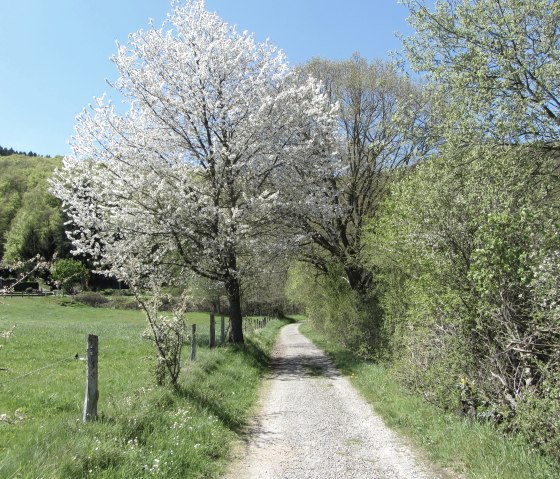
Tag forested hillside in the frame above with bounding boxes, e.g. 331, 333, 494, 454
0, 154, 68, 261
0, 145, 48, 157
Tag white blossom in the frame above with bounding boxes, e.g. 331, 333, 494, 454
51, 0, 339, 342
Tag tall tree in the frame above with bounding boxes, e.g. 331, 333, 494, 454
402, 0, 560, 145
295, 54, 429, 297
51, 0, 337, 342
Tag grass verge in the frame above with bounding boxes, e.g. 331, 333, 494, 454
0, 297, 286, 478
299, 322, 560, 479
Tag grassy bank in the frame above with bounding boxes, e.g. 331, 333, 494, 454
0, 296, 286, 478
300, 322, 560, 479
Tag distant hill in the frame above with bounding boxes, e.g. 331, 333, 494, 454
0, 145, 53, 158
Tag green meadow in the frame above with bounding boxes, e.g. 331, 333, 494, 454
0, 296, 285, 478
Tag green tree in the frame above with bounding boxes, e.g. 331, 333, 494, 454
51, 259, 88, 293
402, 0, 560, 145
296, 54, 429, 297
0, 154, 67, 261
3, 187, 63, 261
285, 55, 430, 357
377, 0, 560, 457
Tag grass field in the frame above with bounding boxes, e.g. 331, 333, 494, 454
300, 323, 560, 479
0, 296, 286, 478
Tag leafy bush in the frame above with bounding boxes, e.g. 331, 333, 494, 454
515, 374, 560, 461
108, 296, 140, 310
73, 291, 109, 307
51, 258, 88, 293
369, 145, 560, 439
287, 262, 383, 359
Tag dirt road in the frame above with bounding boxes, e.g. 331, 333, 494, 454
224, 323, 447, 479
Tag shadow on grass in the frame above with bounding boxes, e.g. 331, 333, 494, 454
167, 319, 297, 435
176, 383, 248, 433
174, 323, 286, 433
230, 339, 271, 373
230, 317, 295, 372
324, 348, 364, 376
299, 323, 367, 377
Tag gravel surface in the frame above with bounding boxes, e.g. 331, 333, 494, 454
224, 323, 448, 479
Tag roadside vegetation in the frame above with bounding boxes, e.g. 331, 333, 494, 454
0, 297, 286, 478
301, 323, 560, 479
289, 0, 560, 466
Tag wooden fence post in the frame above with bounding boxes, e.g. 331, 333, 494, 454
209, 313, 216, 348
83, 334, 99, 422
191, 324, 197, 362
220, 314, 225, 346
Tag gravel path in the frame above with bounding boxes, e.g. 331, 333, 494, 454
224, 323, 447, 479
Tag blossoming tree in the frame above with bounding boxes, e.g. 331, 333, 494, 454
51, 0, 338, 343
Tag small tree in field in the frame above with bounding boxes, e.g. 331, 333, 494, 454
51, 0, 338, 343
51, 258, 88, 293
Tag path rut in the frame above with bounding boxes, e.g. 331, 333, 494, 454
224, 323, 447, 479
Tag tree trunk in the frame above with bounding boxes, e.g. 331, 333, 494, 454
226, 277, 244, 343
345, 264, 373, 299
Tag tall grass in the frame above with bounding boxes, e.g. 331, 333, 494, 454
0, 297, 285, 478
300, 323, 560, 479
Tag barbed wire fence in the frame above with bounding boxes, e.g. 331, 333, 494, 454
0, 335, 99, 422
0, 311, 279, 420
0, 354, 80, 388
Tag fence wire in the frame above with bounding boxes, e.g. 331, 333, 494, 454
0, 354, 78, 387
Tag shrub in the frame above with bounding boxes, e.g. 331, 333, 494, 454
108, 296, 140, 310
137, 291, 187, 387
73, 292, 109, 307
515, 374, 560, 461
368, 145, 560, 443
287, 261, 383, 359
51, 259, 88, 293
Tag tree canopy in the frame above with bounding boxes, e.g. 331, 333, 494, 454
295, 54, 429, 297
402, 0, 560, 145
0, 145, 45, 157
52, 0, 338, 342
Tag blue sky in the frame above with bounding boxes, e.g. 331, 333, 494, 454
0, 1, 414, 157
